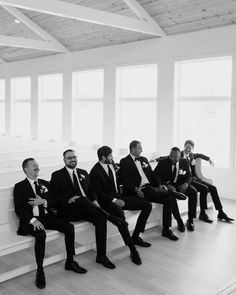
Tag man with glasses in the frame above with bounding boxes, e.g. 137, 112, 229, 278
50, 149, 116, 270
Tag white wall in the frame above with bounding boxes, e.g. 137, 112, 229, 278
1, 24, 236, 200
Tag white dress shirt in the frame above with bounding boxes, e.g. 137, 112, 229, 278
130, 154, 149, 188
66, 167, 86, 197
27, 178, 47, 224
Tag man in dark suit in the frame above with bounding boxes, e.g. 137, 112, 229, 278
181, 139, 234, 223
50, 149, 116, 270
154, 147, 198, 231
90, 146, 151, 264
119, 141, 180, 241
14, 158, 87, 289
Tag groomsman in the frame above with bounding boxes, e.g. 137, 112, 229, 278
14, 158, 86, 289
90, 146, 151, 264
181, 139, 234, 223
154, 147, 198, 231
50, 150, 116, 270
119, 140, 180, 241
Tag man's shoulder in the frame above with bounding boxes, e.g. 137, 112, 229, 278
51, 167, 65, 177
14, 179, 27, 188
77, 167, 89, 177
38, 178, 50, 186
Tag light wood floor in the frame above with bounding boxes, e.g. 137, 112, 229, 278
0, 198, 236, 295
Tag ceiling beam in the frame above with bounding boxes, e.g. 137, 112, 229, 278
0, 35, 66, 52
122, 0, 166, 35
0, 0, 165, 36
2, 5, 69, 52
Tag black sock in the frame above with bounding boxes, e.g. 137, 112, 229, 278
200, 210, 205, 214
66, 256, 74, 264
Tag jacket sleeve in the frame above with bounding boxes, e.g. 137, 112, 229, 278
83, 171, 97, 202
193, 153, 210, 161
13, 184, 34, 224
119, 159, 136, 194
90, 170, 117, 203
153, 161, 167, 185
49, 172, 69, 207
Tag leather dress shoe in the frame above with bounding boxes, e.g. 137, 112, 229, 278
173, 191, 187, 200
186, 219, 195, 231
132, 236, 151, 247
177, 219, 185, 232
130, 249, 142, 265
199, 212, 213, 223
162, 229, 179, 241
65, 261, 87, 273
35, 269, 46, 289
217, 212, 234, 222
96, 255, 116, 269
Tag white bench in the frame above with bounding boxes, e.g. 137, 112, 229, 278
0, 158, 213, 283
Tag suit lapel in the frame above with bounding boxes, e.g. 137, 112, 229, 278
63, 167, 75, 189
24, 178, 36, 198
127, 155, 141, 178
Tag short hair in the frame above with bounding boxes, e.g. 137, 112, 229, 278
184, 139, 195, 148
97, 146, 112, 161
171, 147, 181, 153
129, 140, 141, 151
22, 158, 35, 171
63, 149, 76, 158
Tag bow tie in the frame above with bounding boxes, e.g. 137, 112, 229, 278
135, 157, 141, 161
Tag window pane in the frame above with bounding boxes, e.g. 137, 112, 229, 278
0, 102, 5, 134
116, 101, 156, 152
38, 102, 62, 141
174, 57, 232, 168
178, 57, 232, 97
116, 64, 158, 98
116, 64, 158, 152
176, 101, 230, 168
11, 76, 31, 101
0, 79, 5, 101
72, 101, 103, 146
11, 102, 30, 137
72, 69, 104, 99
38, 73, 63, 100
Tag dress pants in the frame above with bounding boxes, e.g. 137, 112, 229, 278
192, 178, 223, 211
28, 214, 75, 269
101, 196, 152, 242
141, 186, 173, 229
59, 197, 107, 256
173, 184, 197, 219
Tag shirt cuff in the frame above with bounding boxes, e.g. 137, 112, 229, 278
43, 200, 48, 208
29, 217, 37, 224
112, 198, 117, 203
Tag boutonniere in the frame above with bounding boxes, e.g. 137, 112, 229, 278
141, 162, 148, 169
79, 174, 86, 182
113, 163, 120, 172
39, 185, 48, 193
191, 159, 196, 166
178, 169, 186, 175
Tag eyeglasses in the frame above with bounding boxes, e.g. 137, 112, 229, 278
65, 156, 77, 160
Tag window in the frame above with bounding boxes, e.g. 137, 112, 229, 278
116, 64, 158, 152
38, 73, 63, 141
0, 79, 5, 135
174, 56, 232, 168
11, 76, 31, 137
72, 69, 104, 147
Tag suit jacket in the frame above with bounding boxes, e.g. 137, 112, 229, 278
14, 178, 55, 236
50, 167, 96, 216
90, 162, 122, 204
154, 157, 192, 187
180, 151, 210, 178
119, 155, 161, 195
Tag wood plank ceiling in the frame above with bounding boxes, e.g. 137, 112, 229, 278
0, 0, 236, 63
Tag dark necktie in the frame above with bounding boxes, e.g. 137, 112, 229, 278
72, 171, 83, 196
172, 164, 177, 183
107, 165, 117, 192
34, 181, 45, 216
